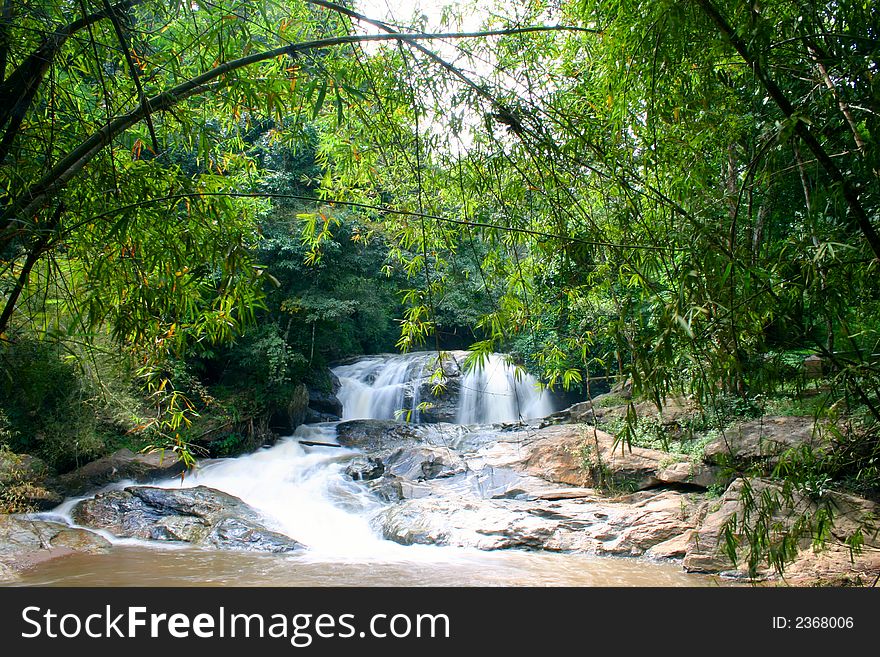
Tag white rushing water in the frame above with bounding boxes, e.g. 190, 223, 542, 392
46, 352, 556, 560
334, 354, 428, 421
455, 353, 554, 424
159, 424, 402, 558
334, 351, 554, 424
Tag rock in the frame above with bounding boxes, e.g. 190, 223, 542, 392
206, 517, 305, 553
308, 384, 343, 417
702, 416, 829, 466
683, 478, 880, 580
646, 530, 696, 559
305, 409, 341, 424
0, 450, 62, 511
372, 488, 700, 556
0, 514, 110, 581
285, 383, 313, 432
803, 355, 824, 378
51, 448, 187, 497
510, 424, 722, 491
382, 446, 466, 481
594, 490, 703, 556
0, 449, 64, 513
336, 419, 473, 452
517, 427, 591, 487
0, 451, 48, 483
71, 485, 305, 552
344, 456, 385, 481
656, 460, 727, 489
373, 498, 563, 550
336, 420, 427, 451
550, 394, 696, 428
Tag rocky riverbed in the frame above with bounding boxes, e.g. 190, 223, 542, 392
2, 395, 879, 585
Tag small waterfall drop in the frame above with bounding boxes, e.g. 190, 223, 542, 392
334, 354, 427, 421
455, 353, 554, 424
333, 351, 554, 424
147, 424, 410, 559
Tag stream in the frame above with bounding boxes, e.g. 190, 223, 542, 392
10, 352, 726, 586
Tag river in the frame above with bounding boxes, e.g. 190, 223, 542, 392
10, 351, 729, 587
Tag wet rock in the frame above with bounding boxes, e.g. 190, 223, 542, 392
0, 514, 110, 581
206, 517, 305, 553
383, 446, 466, 481
336, 419, 473, 452
336, 420, 427, 451
51, 448, 187, 497
309, 381, 343, 417
373, 498, 559, 550
71, 485, 305, 552
305, 409, 341, 424
345, 456, 385, 481
702, 416, 829, 466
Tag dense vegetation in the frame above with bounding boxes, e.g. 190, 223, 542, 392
2, 0, 879, 574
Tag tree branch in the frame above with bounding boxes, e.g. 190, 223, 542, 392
0, 0, 146, 134
102, 0, 159, 154
1, 25, 595, 239
694, 0, 880, 261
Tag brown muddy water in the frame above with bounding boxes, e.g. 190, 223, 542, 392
6, 545, 729, 587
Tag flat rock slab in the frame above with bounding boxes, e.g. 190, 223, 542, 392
682, 478, 880, 579
477, 424, 722, 491
372, 488, 703, 557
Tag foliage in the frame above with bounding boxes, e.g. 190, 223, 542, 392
3, 0, 880, 577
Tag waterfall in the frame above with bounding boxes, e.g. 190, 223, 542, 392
333, 351, 554, 424
455, 353, 554, 424
334, 354, 428, 421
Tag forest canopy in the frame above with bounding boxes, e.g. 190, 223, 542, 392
1, 0, 880, 570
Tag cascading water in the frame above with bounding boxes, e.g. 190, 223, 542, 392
455, 353, 554, 424
334, 351, 554, 424
19, 351, 724, 586
334, 354, 427, 421
42, 352, 554, 560
161, 424, 391, 557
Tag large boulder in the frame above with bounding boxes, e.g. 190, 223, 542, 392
308, 372, 343, 417
71, 485, 305, 552
505, 424, 723, 491
0, 515, 110, 582
549, 394, 696, 428
683, 478, 880, 581
702, 416, 830, 466
335, 419, 473, 452
336, 420, 427, 452
270, 383, 310, 433
51, 448, 187, 497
